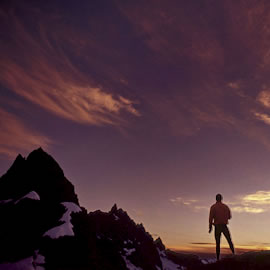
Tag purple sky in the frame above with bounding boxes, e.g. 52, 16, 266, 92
1, 0, 270, 252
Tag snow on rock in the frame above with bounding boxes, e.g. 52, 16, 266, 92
201, 258, 217, 264
160, 256, 186, 270
0, 199, 12, 204
159, 250, 186, 270
113, 214, 120, 221
34, 250, 46, 265
124, 240, 133, 245
0, 191, 40, 205
124, 248, 136, 256
121, 248, 142, 270
122, 255, 143, 270
0, 255, 45, 270
43, 202, 81, 238
15, 191, 40, 204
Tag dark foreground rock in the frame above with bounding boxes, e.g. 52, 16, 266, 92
195, 251, 270, 270
0, 148, 182, 270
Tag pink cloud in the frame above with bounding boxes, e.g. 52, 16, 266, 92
0, 108, 51, 159
0, 8, 140, 128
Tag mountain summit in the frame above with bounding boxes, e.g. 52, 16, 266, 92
0, 148, 198, 270
0, 147, 78, 204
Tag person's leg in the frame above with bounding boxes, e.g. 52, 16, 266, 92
214, 225, 222, 260
222, 225, 235, 254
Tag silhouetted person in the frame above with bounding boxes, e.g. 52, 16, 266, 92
209, 194, 234, 260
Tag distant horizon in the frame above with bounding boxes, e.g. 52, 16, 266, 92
170, 245, 268, 255
1, 151, 268, 257
1, 149, 270, 255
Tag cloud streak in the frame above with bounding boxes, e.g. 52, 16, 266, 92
170, 197, 198, 206
0, 6, 140, 128
242, 191, 270, 205
117, 0, 270, 149
0, 108, 51, 159
171, 190, 270, 214
254, 112, 270, 125
257, 90, 270, 109
230, 190, 270, 214
3, 1, 270, 149
169, 196, 209, 212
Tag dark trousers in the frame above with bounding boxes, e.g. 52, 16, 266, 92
214, 224, 234, 260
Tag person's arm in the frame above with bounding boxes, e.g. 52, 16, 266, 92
209, 206, 214, 233
228, 206, 232, 220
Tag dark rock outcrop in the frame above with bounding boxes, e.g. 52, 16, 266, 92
196, 251, 270, 270
155, 237, 166, 251
0, 148, 79, 264
0, 147, 79, 204
0, 149, 166, 270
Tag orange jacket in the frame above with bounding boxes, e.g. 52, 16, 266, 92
209, 202, 231, 225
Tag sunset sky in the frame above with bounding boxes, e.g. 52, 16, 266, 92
2, 0, 270, 253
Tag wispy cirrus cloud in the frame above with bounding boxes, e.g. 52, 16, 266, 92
257, 90, 270, 109
3, 0, 270, 149
170, 197, 198, 206
169, 196, 209, 212
170, 191, 270, 214
0, 5, 140, 128
117, 0, 270, 149
242, 191, 270, 205
254, 90, 270, 126
231, 206, 265, 214
254, 112, 270, 125
0, 108, 51, 159
229, 190, 270, 214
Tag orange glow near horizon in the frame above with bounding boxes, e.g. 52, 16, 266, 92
169, 244, 270, 254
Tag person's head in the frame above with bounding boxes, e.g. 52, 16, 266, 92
216, 194, 223, 202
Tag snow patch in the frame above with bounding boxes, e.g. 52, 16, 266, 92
113, 214, 120, 221
122, 255, 143, 270
158, 249, 186, 270
34, 250, 45, 265
160, 256, 186, 270
124, 239, 133, 245
0, 255, 45, 270
122, 247, 141, 270
124, 248, 136, 256
201, 258, 217, 264
0, 191, 40, 205
43, 202, 81, 238
15, 191, 40, 204
0, 199, 12, 204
